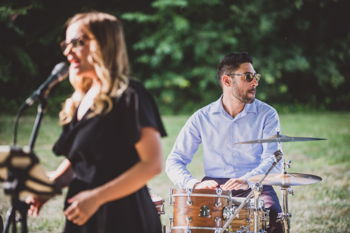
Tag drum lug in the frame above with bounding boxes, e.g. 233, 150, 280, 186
167, 217, 173, 233
169, 217, 173, 227
215, 188, 223, 207
214, 217, 221, 227
185, 216, 192, 233
186, 188, 193, 206
169, 188, 173, 205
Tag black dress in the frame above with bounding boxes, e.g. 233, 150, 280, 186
53, 80, 167, 233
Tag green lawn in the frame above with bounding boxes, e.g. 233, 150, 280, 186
1, 112, 349, 233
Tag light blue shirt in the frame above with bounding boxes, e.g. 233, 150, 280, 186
166, 97, 282, 189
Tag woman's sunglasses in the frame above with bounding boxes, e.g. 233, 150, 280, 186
60, 36, 89, 54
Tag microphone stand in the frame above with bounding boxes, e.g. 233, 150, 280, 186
3, 96, 50, 233
219, 150, 283, 233
28, 98, 47, 152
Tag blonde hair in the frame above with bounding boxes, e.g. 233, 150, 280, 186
59, 11, 129, 125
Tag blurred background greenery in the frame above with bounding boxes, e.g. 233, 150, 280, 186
1, 0, 349, 115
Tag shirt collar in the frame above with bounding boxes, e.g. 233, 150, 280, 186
209, 96, 258, 115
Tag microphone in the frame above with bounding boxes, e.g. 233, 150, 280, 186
25, 62, 69, 106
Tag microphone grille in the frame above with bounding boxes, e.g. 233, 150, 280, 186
51, 62, 69, 81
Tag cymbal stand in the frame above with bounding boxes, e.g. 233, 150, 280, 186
220, 150, 283, 233
253, 186, 262, 233
278, 160, 293, 233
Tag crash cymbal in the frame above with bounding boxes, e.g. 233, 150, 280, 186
248, 172, 322, 186
235, 133, 326, 144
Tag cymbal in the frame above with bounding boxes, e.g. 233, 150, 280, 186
248, 172, 322, 186
235, 133, 326, 144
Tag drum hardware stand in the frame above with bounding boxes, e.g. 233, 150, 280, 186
252, 184, 262, 233
234, 130, 325, 233
219, 150, 283, 233
277, 159, 293, 233
278, 186, 293, 233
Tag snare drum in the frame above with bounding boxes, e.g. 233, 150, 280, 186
170, 188, 231, 232
169, 188, 269, 233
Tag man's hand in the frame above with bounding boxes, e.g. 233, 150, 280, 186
193, 180, 218, 189
220, 178, 249, 191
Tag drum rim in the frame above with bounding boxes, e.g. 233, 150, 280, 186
171, 226, 223, 231
171, 193, 231, 199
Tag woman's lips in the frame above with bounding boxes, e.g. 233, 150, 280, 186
67, 55, 80, 65
68, 58, 80, 68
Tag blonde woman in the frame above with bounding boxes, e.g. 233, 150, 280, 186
28, 11, 166, 233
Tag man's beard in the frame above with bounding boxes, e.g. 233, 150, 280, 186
235, 88, 256, 104
242, 95, 255, 104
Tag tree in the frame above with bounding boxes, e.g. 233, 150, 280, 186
1, 0, 349, 114
123, 0, 350, 112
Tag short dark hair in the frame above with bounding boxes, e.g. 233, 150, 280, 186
217, 52, 253, 82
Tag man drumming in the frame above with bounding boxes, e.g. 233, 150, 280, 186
166, 52, 283, 233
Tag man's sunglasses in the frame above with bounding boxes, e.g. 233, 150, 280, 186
227, 72, 261, 82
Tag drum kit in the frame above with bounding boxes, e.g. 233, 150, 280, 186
154, 132, 326, 233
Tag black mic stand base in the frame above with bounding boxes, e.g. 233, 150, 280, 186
0, 214, 3, 233
3, 197, 29, 233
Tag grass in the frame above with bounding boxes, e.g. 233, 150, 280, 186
1, 112, 349, 233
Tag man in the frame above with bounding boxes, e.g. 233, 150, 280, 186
166, 52, 283, 232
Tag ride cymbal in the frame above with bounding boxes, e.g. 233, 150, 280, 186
248, 172, 322, 186
235, 133, 326, 144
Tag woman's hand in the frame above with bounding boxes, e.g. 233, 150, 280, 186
26, 195, 50, 217
64, 189, 101, 225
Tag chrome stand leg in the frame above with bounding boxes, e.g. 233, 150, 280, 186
278, 186, 292, 233
253, 185, 262, 233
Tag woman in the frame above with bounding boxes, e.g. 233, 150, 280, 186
28, 11, 166, 233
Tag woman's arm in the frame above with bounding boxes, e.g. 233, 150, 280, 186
95, 127, 163, 201
27, 159, 73, 216
64, 127, 163, 225
48, 159, 74, 188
